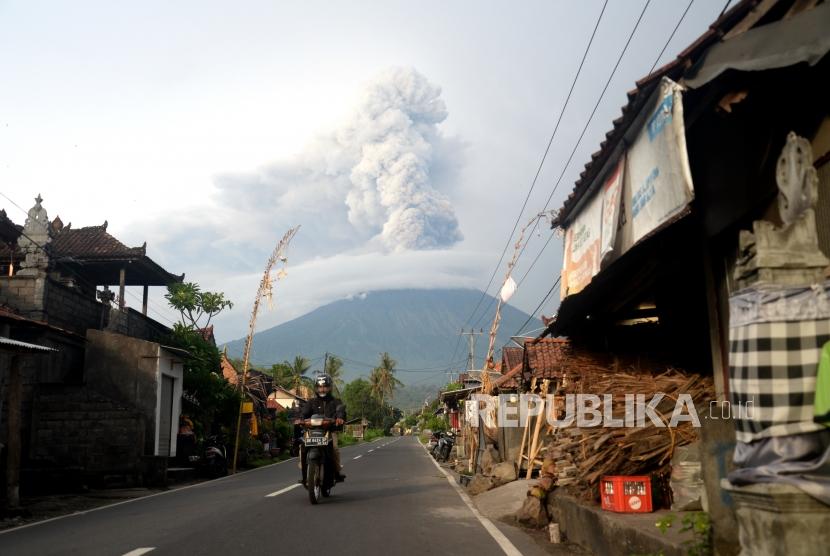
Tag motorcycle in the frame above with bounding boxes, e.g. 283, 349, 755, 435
427, 431, 441, 457
299, 414, 338, 504
188, 435, 228, 478
436, 431, 455, 462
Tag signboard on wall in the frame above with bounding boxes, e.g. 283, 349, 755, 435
560, 77, 694, 300
560, 188, 602, 299
625, 78, 695, 246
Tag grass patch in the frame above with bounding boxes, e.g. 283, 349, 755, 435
337, 433, 359, 447
363, 428, 385, 442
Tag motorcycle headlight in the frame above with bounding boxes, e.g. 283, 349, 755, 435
310, 417, 324, 427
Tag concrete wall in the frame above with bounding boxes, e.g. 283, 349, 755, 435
84, 330, 162, 456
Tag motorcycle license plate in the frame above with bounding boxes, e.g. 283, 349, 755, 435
305, 436, 329, 446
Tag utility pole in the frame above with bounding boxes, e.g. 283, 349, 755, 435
323, 352, 329, 376
460, 328, 483, 371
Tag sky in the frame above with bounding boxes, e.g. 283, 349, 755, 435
0, 0, 731, 344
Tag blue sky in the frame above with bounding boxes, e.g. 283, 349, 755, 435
0, 0, 729, 342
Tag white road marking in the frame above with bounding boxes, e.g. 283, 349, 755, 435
353, 455, 362, 460
0, 456, 301, 536
122, 549, 156, 556
368, 449, 374, 453
423, 444, 522, 556
265, 483, 303, 497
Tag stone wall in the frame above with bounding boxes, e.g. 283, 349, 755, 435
28, 384, 146, 489
0, 275, 46, 320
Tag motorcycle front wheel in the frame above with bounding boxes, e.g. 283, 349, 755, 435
307, 462, 321, 505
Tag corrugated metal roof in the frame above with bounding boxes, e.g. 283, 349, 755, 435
0, 337, 57, 353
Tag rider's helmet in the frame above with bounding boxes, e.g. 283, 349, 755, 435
315, 374, 333, 398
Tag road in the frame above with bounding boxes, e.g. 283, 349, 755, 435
0, 436, 551, 555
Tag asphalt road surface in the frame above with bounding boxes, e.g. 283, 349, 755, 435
0, 436, 551, 555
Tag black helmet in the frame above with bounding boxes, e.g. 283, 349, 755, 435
315, 374, 333, 397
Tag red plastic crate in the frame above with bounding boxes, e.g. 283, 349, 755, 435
600, 475, 653, 513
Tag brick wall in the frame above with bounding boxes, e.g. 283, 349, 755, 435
43, 279, 104, 335
29, 385, 146, 486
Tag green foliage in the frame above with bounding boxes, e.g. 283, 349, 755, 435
423, 414, 448, 433
168, 326, 240, 439
337, 433, 359, 447
404, 414, 418, 427
653, 512, 712, 556
342, 378, 403, 433
165, 282, 233, 330
165, 281, 237, 439
363, 428, 385, 442
324, 355, 345, 394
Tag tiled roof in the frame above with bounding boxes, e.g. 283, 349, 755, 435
524, 338, 570, 380
51, 223, 146, 260
551, 0, 759, 228
501, 347, 523, 373
221, 354, 239, 385
493, 363, 522, 390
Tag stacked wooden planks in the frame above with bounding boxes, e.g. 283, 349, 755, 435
543, 363, 714, 501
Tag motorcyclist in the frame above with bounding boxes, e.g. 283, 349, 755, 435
296, 374, 346, 484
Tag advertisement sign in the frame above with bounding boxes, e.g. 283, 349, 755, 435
625, 78, 694, 245
560, 78, 694, 300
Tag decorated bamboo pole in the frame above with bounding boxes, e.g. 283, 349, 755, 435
231, 226, 300, 474
484, 212, 548, 385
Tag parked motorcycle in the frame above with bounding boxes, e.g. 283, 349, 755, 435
188, 435, 228, 478
300, 414, 337, 504
427, 431, 441, 458
436, 431, 455, 462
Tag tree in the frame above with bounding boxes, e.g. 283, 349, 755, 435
165, 282, 233, 330
286, 355, 312, 392
324, 355, 345, 395
164, 282, 238, 438
269, 361, 294, 389
370, 352, 403, 408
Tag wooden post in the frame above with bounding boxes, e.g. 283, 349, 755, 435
525, 379, 549, 479
118, 267, 126, 310
142, 285, 149, 316
6, 355, 23, 507
515, 377, 537, 471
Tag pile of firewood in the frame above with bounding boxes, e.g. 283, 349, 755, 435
543, 365, 714, 501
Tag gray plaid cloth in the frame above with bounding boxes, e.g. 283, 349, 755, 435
729, 283, 830, 443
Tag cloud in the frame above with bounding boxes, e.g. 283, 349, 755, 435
207, 248, 492, 342
203, 66, 463, 257
126, 67, 470, 339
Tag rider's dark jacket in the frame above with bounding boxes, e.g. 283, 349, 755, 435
300, 394, 346, 421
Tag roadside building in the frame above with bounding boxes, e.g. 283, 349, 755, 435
0, 196, 185, 492
537, 1, 829, 554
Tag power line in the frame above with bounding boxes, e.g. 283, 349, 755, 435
460, 0, 610, 333
513, 276, 561, 337
470, 0, 652, 332
649, 0, 694, 75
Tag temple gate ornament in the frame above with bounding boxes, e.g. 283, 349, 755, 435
16, 194, 51, 276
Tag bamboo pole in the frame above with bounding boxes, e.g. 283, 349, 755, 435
231, 226, 300, 474
525, 379, 549, 479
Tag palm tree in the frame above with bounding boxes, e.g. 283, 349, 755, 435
286, 355, 311, 394
324, 355, 345, 395
371, 352, 403, 410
